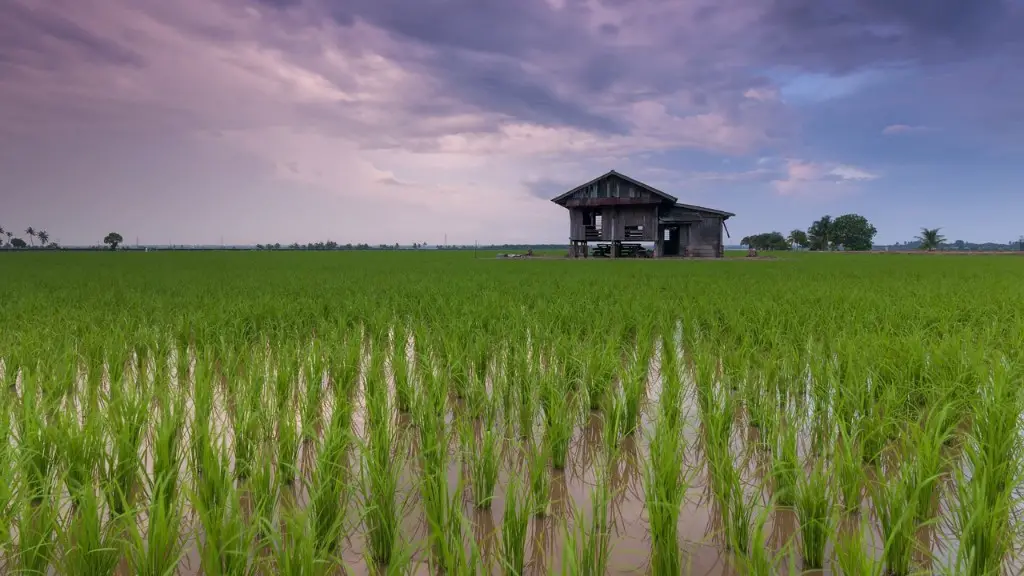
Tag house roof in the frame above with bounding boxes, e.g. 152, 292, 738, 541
550, 170, 734, 219
673, 202, 735, 218
550, 170, 677, 205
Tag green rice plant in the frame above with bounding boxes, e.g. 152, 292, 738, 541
871, 464, 916, 576
0, 395, 17, 555
724, 463, 756, 556
361, 371, 406, 567
949, 357, 1023, 576
271, 504, 338, 576
431, 477, 482, 576
103, 382, 147, 516
192, 466, 256, 576
560, 459, 612, 576
835, 421, 865, 514
583, 342, 616, 412
59, 408, 105, 509
771, 420, 799, 507
794, 458, 832, 570
276, 395, 299, 487
731, 498, 783, 576
620, 352, 647, 436
543, 368, 575, 470
499, 476, 531, 576
602, 386, 627, 458
834, 518, 883, 576
60, 484, 124, 576
307, 416, 351, 561
128, 392, 187, 576
516, 367, 537, 440
464, 422, 502, 509
528, 437, 552, 517
643, 406, 691, 574
906, 403, 954, 525
249, 443, 279, 541
392, 324, 413, 413
13, 495, 58, 575
14, 374, 59, 504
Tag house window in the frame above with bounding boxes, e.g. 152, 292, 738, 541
664, 229, 671, 241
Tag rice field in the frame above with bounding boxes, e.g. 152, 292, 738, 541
2, 250, 1023, 575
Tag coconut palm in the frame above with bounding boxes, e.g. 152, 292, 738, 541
25, 227, 36, 247
37, 230, 50, 246
915, 228, 945, 251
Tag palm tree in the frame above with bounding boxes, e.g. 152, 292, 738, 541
25, 227, 36, 247
807, 216, 834, 251
915, 228, 945, 251
37, 230, 49, 246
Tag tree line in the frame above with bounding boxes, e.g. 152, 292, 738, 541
0, 226, 55, 249
741, 214, 878, 251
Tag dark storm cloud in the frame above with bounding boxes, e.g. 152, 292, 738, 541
0, 1, 145, 68
760, 0, 1023, 71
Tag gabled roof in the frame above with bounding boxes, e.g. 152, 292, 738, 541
550, 170, 734, 219
550, 170, 677, 205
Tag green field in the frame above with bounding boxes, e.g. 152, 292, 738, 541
1, 251, 1023, 575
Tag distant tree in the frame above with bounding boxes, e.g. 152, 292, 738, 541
5, 231, 11, 245
788, 229, 809, 249
25, 227, 36, 247
274, 243, 281, 250
831, 214, 877, 251
37, 230, 49, 246
11, 238, 27, 248
916, 228, 945, 251
807, 216, 834, 251
103, 232, 124, 250
741, 232, 790, 251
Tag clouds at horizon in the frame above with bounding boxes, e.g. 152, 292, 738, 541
2, 0, 1022, 246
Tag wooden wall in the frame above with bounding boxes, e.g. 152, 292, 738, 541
687, 215, 723, 257
567, 205, 658, 241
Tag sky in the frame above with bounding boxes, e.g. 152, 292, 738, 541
1, 0, 1022, 247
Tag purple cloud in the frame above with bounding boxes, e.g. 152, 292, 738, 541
0, 0, 1021, 246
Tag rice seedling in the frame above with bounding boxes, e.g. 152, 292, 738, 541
949, 357, 1023, 576
560, 457, 613, 576
834, 518, 883, 576
771, 419, 799, 507
500, 476, 531, 576
644, 406, 690, 574
795, 458, 832, 570
13, 495, 59, 575
836, 421, 865, 514
543, 367, 575, 470
463, 420, 502, 509
361, 359, 407, 567
870, 463, 916, 576
731, 498, 783, 576
528, 436, 552, 517
60, 484, 124, 576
